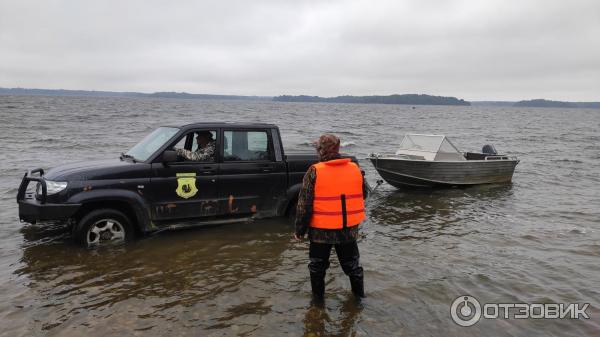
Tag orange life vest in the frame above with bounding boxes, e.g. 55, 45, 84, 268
310, 158, 365, 229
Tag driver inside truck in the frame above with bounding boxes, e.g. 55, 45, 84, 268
175, 131, 216, 161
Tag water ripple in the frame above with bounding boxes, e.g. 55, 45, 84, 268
0, 96, 599, 336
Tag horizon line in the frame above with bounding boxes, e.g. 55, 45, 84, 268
1, 86, 599, 103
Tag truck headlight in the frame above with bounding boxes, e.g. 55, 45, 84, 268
38, 180, 68, 195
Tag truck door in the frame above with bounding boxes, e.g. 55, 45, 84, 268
218, 129, 286, 217
149, 129, 219, 221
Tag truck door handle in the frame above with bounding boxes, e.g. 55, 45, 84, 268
260, 164, 273, 173
199, 166, 215, 175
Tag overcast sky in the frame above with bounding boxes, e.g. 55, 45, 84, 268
1, 0, 599, 101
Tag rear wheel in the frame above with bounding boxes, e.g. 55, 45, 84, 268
286, 198, 298, 225
74, 209, 133, 247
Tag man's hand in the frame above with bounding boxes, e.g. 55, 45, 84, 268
293, 233, 304, 241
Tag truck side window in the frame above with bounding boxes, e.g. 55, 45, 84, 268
173, 130, 218, 162
173, 135, 190, 151
223, 130, 271, 161
190, 130, 217, 152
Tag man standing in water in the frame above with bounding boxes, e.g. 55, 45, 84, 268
294, 134, 368, 303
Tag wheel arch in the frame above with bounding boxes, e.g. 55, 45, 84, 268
280, 183, 302, 216
68, 189, 152, 234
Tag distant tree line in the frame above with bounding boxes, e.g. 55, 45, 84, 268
2, 87, 598, 108
0, 88, 270, 101
148, 92, 270, 101
513, 99, 600, 109
0, 87, 145, 97
273, 94, 471, 106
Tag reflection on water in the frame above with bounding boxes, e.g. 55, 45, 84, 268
1, 96, 599, 336
303, 297, 363, 337
368, 184, 514, 242
10, 220, 298, 335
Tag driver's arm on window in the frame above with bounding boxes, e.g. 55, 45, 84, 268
176, 142, 215, 161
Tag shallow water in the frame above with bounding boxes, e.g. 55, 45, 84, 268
0, 95, 598, 336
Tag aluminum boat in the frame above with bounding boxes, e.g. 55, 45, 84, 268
369, 134, 519, 188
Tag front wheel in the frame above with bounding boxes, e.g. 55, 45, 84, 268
74, 209, 133, 247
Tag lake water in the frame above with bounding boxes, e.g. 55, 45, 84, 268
0, 95, 598, 336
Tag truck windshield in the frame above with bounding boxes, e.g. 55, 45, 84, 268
126, 127, 179, 161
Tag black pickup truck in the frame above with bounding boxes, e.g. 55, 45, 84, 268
17, 122, 325, 247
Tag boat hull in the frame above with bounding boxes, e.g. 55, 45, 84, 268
369, 158, 519, 188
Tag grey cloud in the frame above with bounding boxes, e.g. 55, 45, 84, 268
0, 0, 599, 100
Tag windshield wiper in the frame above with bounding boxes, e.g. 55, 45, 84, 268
120, 152, 137, 163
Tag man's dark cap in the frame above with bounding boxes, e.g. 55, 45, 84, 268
197, 131, 214, 140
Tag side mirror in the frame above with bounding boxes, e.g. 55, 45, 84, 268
162, 150, 177, 163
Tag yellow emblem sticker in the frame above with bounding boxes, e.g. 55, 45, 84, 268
176, 173, 198, 199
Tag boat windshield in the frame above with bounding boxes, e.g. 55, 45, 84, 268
125, 127, 180, 161
399, 134, 446, 152
396, 134, 464, 161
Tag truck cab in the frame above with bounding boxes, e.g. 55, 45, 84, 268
17, 122, 322, 247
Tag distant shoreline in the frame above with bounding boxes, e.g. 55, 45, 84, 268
273, 94, 470, 106
472, 99, 600, 109
1, 87, 599, 109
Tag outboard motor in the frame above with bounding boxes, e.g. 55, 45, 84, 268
482, 144, 497, 155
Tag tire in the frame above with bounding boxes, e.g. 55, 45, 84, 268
286, 198, 298, 225
73, 209, 134, 247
